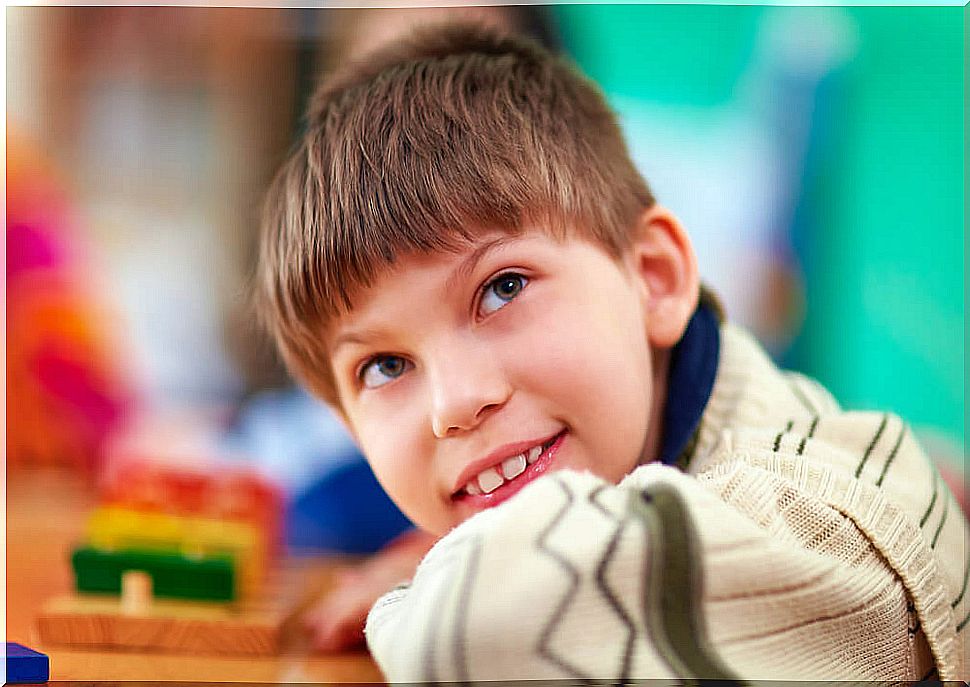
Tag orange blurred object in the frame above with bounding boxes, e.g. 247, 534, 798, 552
7, 131, 134, 474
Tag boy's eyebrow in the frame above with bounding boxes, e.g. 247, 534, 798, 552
332, 237, 513, 357
331, 327, 384, 357
444, 236, 513, 294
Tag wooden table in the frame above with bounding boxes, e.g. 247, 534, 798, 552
6, 469, 385, 683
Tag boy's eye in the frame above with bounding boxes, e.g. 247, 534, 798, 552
360, 355, 411, 389
479, 272, 528, 316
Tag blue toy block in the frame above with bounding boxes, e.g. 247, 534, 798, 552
5, 642, 49, 684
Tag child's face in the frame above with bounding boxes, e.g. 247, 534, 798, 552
328, 228, 668, 535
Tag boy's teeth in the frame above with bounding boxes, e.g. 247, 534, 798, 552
502, 454, 526, 480
464, 442, 549, 496
477, 467, 504, 494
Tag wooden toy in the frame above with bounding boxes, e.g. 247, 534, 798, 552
37, 440, 292, 656
72, 546, 235, 601
5, 642, 49, 684
37, 567, 291, 657
120, 570, 152, 614
37, 593, 284, 656
85, 505, 264, 596
99, 456, 283, 554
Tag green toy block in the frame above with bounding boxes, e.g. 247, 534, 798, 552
72, 545, 236, 601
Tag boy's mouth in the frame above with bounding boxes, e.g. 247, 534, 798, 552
452, 430, 567, 507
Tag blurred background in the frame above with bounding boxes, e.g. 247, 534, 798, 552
7, 4, 965, 552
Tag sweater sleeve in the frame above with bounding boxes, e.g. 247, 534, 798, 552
692, 415, 968, 680
364, 442, 964, 681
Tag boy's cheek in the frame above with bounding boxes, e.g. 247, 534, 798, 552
366, 456, 428, 527
362, 436, 429, 504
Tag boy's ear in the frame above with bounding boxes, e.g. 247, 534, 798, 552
625, 205, 700, 349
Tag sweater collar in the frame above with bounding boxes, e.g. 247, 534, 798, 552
658, 299, 721, 467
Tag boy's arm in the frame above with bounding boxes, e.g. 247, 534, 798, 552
366, 468, 697, 682
365, 431, 967, 682
303, 529, 437, 651
698, 414, 969, 677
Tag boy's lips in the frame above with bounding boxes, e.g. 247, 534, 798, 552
450, 430, 567, 510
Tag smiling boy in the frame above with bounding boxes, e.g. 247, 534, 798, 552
330, 226, 685, 533
258, 23, 968, 681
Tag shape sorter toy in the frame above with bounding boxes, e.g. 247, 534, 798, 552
37, 456, 289, 656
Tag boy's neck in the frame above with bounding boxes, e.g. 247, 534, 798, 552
641, 346, 672, 466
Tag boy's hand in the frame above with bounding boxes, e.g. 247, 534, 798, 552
938, 461, 968, 517
303, 529, 437, 652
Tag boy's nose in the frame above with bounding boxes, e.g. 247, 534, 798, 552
429, 346, 511, 438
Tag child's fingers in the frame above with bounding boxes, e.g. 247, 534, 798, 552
938, 462, 968, 517
307, 603, 369, 651
303, 581, 376, 652
304, 531, 438, 653
311, 616, 366, 652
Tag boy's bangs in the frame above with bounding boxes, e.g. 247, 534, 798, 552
277, 110, 589, 334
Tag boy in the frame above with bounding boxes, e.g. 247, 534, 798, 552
258, 23, 968, 681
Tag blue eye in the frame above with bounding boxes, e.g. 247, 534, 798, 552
360, 355, 411, 389
480, 273, 528, 316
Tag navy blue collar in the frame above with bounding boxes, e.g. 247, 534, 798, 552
657, 300, 721, 467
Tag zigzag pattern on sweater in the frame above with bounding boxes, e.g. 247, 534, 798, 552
588, 483, 638, 681
535, 476, 591, 682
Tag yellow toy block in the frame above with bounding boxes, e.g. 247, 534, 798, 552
86, 506, 268, 597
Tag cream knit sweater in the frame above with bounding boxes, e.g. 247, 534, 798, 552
365, 323, 969, 681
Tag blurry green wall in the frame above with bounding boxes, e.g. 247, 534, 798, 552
556, 5, 964, 450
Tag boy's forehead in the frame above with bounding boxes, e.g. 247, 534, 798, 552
336, 233, 516, 319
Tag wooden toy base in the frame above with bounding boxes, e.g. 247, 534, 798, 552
37, 593, 284, 656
